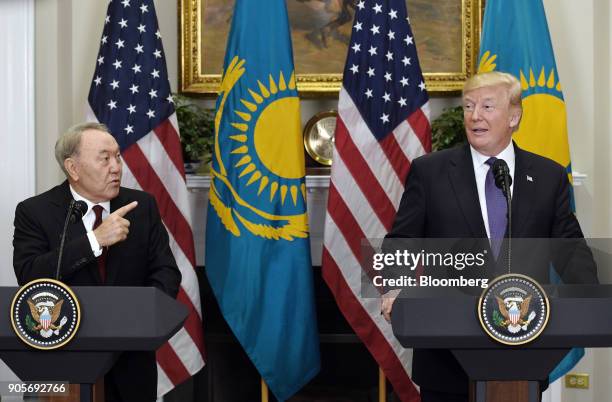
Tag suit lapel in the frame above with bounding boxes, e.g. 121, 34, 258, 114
511, 145, 535, 236
448, 145, 488, 238
47, 181, 97, 281
50, 181, 88, 245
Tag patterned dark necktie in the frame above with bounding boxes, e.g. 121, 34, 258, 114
485, 157, 507, 259
92, 205, 107, 283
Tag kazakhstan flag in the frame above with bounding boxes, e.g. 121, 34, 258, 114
479, 0, 572, 184
479, 0, 581, 383
205, 0, 320, 400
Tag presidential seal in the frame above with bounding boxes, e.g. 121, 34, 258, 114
10, 279, 80, 350
478, 274, 549, 345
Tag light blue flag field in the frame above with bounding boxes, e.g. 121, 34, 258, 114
479, 0, 583, 382
204, 0, 320, 400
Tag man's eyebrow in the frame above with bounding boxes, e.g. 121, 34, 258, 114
463, 96, 499, 104
97, 149, 120, 156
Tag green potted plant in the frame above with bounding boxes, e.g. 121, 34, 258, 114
431, 105, 466, 151
174, 94, 215, 174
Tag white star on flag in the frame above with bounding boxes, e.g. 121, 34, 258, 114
86, 1, 204, 396
322, 0, 431, 398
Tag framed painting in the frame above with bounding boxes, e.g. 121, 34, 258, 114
180, 0, 483, 96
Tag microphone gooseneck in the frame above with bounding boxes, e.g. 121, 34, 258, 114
56, 199, 88, 280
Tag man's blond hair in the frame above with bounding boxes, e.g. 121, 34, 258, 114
463, 71, 522, 109
55, 122, 110, 176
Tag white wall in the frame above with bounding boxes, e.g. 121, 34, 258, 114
0, 0, 36, 387
542, 1, 611, 401
0, 0, 35, 285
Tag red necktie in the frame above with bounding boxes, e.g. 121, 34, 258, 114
92, 205, 107, 283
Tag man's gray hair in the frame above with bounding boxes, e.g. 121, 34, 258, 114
55, 122, 109, 176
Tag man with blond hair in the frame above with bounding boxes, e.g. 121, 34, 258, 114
13, 122, 181, 402
382, 72, 597, 401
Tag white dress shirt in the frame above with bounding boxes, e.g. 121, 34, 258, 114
470, 141, 515, 238
69, 186, 110, 257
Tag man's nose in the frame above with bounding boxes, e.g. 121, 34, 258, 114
110, 158, 121, 172
471, 106, 482, 121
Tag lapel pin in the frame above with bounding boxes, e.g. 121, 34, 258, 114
526, 175, 533, 182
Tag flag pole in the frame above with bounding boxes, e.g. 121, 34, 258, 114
379, 367, 387, 402
261, 378, 269, 402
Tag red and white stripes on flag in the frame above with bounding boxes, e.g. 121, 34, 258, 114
87, 108, 205, 396
86, 0, 204, 394
322, 89, 431, 401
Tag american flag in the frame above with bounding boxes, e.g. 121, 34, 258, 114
86, 0, 204, 396
322, 1, 431, 401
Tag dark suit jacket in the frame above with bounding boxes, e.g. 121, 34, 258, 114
13, 181, 181, 402
386, 143, 597, 394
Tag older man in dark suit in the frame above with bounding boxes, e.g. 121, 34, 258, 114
381, 72, 597, 402
13, 122, 181, 402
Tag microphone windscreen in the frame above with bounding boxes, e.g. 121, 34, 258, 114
70, 200, 89, 223
492, 159, 512, 189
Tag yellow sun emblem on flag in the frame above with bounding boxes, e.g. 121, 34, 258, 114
479, 51, 571, 175
209, 56, 309, 241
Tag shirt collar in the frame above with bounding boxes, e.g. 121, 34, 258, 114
69, 185, 111, 214
470, 140, 515, 171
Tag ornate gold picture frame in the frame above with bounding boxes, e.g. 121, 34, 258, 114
180, 0, 482, 96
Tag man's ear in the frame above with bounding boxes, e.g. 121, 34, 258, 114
64, 158, 79, 182
509, 108, 522, 129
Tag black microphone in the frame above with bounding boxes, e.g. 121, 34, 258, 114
491, 158, 512, 274
70, 200, 88, 223
55, 200, 88, 280
492, 159, 512, 200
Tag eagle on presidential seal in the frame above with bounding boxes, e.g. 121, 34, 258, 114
495, 295, 537, 334
26, 298, 68, 338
